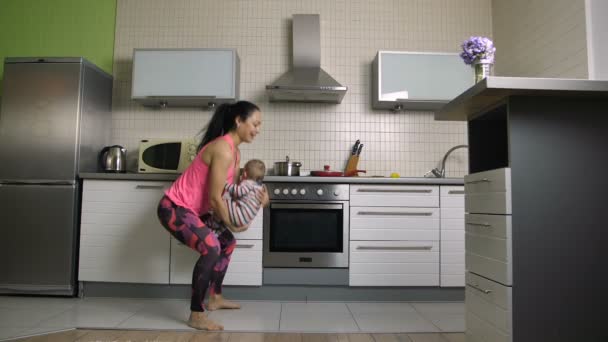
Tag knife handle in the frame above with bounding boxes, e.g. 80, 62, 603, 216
351, 139, 360, 155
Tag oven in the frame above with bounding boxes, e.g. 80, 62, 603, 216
263, 183, 349, 268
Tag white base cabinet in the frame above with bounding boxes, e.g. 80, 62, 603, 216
349, 184, 440, 286
440, 186, 465, 287
79, 180, 172, 283
79, 179, 263, 286
169, 213, 263, 286
350, 240, 439, 286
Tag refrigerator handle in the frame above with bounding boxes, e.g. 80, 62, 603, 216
1, 180, 76, 185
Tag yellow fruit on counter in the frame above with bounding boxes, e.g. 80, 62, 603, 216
390, 172, 400, 178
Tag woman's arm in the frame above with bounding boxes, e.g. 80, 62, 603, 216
207, 142, 247, 232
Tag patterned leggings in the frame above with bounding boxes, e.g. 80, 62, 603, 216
157, 195, 236, 312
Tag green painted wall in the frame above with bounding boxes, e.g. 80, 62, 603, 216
0, 0, 116, 95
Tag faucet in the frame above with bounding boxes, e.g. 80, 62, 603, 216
424, 145, 468, 178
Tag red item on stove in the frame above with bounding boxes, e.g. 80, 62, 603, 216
311, 165, 366, 177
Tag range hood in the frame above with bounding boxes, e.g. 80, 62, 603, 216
266, 14, 347, 103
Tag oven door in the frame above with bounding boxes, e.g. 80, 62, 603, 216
263, 201, 349, 268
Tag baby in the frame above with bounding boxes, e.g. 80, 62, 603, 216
202, 159, 266, 233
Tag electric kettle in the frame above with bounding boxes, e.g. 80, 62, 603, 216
99, 145, 127, 173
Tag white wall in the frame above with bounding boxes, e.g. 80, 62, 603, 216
492, 0, 588, 78
586, 0, 608, 79
113, 0, 494, 177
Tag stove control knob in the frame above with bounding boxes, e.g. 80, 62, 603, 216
317, 189, 324, 196
282, 188, 289, 195
291, 188, 298, 195
333, 190, 341, 196
274, 188, 280, 195
300, 189, 306, 195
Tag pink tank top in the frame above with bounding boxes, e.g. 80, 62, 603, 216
165, 134, 237, 216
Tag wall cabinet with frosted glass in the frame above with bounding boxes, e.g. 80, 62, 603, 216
372, 51, 473, 111
131, 48, 240, 108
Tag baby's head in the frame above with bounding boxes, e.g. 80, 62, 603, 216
242, 159, 265, 184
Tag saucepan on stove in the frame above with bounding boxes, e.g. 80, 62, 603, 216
274, 156, 302, 176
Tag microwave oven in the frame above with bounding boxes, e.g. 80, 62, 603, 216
138, 138, 198, 173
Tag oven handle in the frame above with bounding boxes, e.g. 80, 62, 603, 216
356, 211, 433, 216
356, 188, 432, 193
177, 241, 256, 248
356, 245, 433, 251
270, 203, 343, 210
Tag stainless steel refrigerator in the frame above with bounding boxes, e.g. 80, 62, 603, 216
0, 57, 112, 296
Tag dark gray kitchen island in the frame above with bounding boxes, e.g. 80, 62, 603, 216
436, 76, 608, 342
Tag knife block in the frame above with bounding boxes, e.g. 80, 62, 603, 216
345, 155, 360, 176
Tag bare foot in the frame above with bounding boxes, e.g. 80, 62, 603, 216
188, 311, 224, 331
207, 294, 241, 311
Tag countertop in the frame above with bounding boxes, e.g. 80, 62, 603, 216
79, 172, 464, 185
80, 172, 180, 181
435, 76, 608, 121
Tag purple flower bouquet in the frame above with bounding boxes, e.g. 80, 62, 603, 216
460, 36, 496, 65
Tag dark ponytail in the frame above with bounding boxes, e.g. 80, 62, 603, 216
198, 101, 260, 151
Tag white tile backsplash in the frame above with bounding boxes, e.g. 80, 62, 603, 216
112, 0, 494, 177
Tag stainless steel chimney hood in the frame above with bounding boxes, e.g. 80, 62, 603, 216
266, 14, 347, 103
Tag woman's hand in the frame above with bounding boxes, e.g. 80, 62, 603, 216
257, 185, 270, 207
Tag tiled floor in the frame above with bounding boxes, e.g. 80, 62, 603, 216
0, 296, 464, 341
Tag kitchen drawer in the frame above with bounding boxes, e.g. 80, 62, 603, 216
465, 214, 512, 285
82, 180, 171, 203
440, 185, 465, 207
350, 185, 439, 207
233, 211, 263, 240
466, 272, 512, 330
170, 239, 262, 286
465, 168, 512, 214
349, 240, 439, 286
350, 207, 439, 241
466, 310, 512, 342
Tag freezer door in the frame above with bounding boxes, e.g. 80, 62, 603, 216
0, 183, 78, 295
0, 62, 82, 181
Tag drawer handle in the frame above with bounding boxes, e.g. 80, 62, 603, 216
358, 211, 433, 216
465, 178, 490, 184
356, 246, 433, 251
468, 283, 492, 294
467, 222, 492, 228
135, 185, 164, 189
357, 189, 432, 193
448, 190, 465, 195
235, 244, 254, 248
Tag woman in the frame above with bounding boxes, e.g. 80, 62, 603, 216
157, 101, 268, 331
